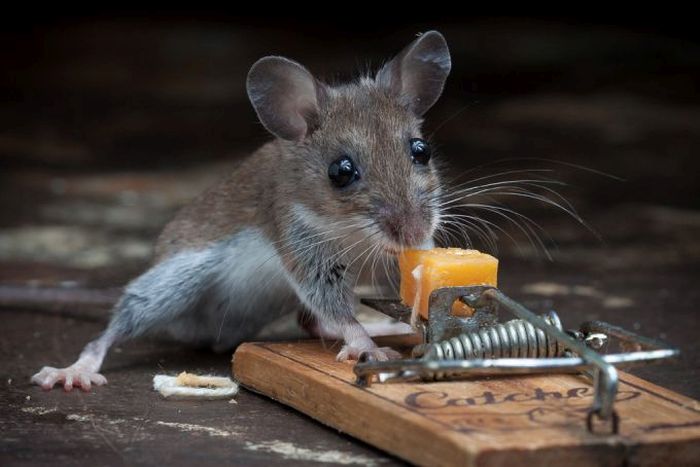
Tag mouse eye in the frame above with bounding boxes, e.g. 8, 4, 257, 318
410, 138, 431, 165
328, 155, 360, 188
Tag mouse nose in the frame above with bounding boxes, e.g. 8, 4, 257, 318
377, 204, 430, 247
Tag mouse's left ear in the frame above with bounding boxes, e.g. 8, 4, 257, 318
376, 31, 451, 116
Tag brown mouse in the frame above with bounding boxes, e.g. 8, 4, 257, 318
32, 30, 451, 391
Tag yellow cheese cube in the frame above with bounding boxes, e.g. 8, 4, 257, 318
399, 248, 498, 319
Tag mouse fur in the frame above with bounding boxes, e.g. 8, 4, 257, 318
32, 30, 451, 391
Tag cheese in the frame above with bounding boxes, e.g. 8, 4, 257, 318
175, 371, 232, 388
399, 248, 498, 319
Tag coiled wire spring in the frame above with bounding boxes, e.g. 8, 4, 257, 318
414, 311, 565, 361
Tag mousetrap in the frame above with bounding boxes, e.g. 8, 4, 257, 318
233, 286, 700, 466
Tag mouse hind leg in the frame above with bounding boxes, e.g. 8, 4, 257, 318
32, 248, 221, 391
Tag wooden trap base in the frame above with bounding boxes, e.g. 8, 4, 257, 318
232, 337, 700, 467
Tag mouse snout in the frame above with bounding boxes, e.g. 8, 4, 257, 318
376, 203, 431, 248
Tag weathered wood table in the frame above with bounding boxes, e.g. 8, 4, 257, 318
2, 252, 698, 465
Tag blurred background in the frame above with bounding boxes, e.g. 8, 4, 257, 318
1, 14, 698, 392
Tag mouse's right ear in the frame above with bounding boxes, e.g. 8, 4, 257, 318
377, 31, 451, 116
247, 57, 326, 141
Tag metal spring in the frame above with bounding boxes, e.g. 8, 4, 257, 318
414, 311, 565, 361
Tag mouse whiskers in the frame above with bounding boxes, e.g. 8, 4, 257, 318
432, 163, 606, 259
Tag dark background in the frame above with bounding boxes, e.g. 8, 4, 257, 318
1, 14, 699, 465
2, 15, 699, 201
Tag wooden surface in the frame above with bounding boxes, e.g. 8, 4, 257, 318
234, 338, 700, 467
0, 309, 398, 466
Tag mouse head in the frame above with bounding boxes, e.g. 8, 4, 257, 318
247, 31, 451, 253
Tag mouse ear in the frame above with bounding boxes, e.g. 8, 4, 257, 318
247, 57, 325, 141
376, 31, 451, 116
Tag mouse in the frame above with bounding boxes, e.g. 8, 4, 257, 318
31, 30, 451, 391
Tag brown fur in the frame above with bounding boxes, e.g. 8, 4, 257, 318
155, 80, 442, 264
154, 141, 281, 260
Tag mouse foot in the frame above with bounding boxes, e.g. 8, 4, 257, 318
336, 345, 402, 362
31, 365, 107, 392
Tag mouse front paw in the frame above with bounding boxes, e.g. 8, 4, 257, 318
31, 365, 107, 392
336, 345, 402, 362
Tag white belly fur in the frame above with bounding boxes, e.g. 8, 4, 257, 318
163, 228, 299, 349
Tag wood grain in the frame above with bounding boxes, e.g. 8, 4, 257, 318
233, 338, 700, 467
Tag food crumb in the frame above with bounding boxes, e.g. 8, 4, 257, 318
153, 373, 238, 400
